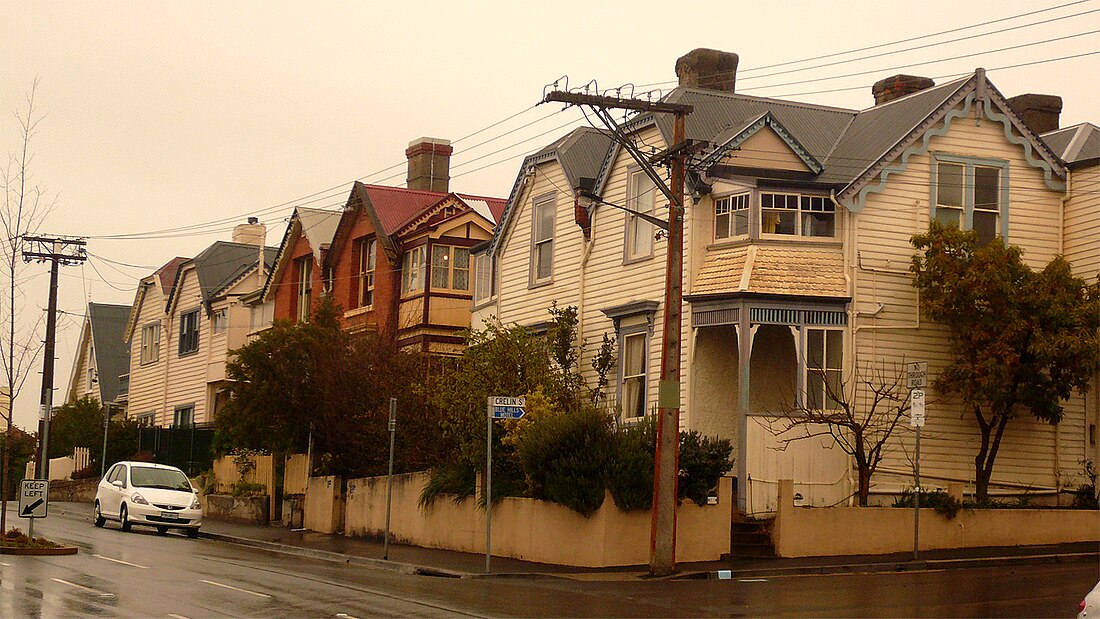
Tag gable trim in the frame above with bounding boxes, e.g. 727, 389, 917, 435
699, 113, 824, 174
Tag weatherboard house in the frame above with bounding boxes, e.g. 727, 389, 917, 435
262, 137, 506, 354
124, 222, 277, 428
475, 49, 1098, 512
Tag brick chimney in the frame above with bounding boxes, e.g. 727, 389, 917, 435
405, 137, 452, 192
233, 217, 266, 247
872, 74, 936, 105
675, 48, 739, 92
1006, 94, 1062, 135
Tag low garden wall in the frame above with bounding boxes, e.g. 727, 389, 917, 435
339, 471, 732, 567
772, 479, 1100, 557
304, 476, 344, 534
49, 478, 99, 503
205, 495, 270, 525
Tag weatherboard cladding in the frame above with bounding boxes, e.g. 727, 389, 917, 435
87, 303, 131, 403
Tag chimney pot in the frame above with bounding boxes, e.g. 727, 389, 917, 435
406, 137, 452, 193
872, 74, 936, 105
1006, 93, 1062, 135
675, 49, 739, 92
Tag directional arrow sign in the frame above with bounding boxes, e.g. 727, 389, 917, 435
18, 479, 49, 519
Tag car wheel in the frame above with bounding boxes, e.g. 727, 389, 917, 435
156, 526, 168, 536
186, 527, 199, 539
120, 504, 132, 532
93, 502, 105, 528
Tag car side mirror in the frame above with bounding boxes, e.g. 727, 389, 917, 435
111, 480, 124, 489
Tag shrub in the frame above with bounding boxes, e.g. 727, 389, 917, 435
70, 465, 99, 480
514, 406, 614, 516
608, 419, 656, 511
230, 481, 266, 497
678, 430, 734, 506
893, 488, 966, 519
1073, 459, 1098, 509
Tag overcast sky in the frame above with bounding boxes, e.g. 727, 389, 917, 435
1, 0, 1098, 430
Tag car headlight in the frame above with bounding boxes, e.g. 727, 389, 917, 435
131, 492, 149, 505
190, 496, 201, 510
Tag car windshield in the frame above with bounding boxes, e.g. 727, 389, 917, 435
130, 466, 192, 491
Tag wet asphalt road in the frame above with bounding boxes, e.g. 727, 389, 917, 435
2, 503, 1097, 617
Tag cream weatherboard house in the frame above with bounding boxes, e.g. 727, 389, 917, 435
475, 49, 1098, 514
124, 221, 276, 428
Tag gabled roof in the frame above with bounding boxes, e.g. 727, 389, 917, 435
169, 241, 277, 312
487, 127, 614, 255
329, 182, 507, 269
69, 303, 131, 404
1043, 122, 1099, 168
699, 111, 824, 174
124, 257, 189, 343
260, 207, 343, 302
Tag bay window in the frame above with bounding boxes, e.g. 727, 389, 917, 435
402, 246, 427, 294
431, 245, 471, 291
715, 193, 750, 240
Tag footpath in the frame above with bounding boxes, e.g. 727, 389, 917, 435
44, 502, 1099, 581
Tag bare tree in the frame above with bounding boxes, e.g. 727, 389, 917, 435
1, 79, 58, 532
765, 363, 911, 506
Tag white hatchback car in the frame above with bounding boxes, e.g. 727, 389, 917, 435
94, 461, 202, 537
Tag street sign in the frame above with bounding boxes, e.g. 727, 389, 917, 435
910, 388, 926, 428
488, 396, 526, 419
19, 479, 49, 519
907, 362, 928, 389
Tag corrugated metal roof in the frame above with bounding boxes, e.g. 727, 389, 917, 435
156, 257, 188, 296
1043, 122, 1099, 166
87, 303, 131, 403
356, 182, 448, 235
658, 87, 857, 164
192, 241, 277, 305
820, 77, 969, 185
454, 194, 508, 223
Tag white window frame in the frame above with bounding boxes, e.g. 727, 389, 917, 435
473, 252, 495, 304
803, 327, 843, 410
250, 301, 273, 332
431, 245, 471, 292
714, 192, 751, 240
760, 192, 836, 238
87, 345, 96, 390
530, 193, 555, 286
625, 169, 656, 261
140, 322, 160, 365
296, 256, 313, 323
178, 308, 200, 356
930, 153, 1009, 246
619, 329, 648, 420
358, 237, 377, 308
211, 308, 228, 334
401, 245, 427, 295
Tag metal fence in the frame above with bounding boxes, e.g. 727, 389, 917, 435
136, 423, 216, 476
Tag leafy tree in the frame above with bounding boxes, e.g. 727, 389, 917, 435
911, 221, 1099, 502
48, 396, 104, 460
0, 426, 35, 500
215, 297, 439, 479
765, 364, 911, 506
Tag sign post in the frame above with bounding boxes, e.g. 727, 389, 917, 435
485, 396, 525, 573
907, 362, 927, 561
383, 397, 397, 561
20, 479, 49, 537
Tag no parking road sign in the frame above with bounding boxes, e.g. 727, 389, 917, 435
19, 479, 49, 518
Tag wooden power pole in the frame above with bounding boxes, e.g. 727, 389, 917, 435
542, 89, 692, 576
21, 235, 87, 481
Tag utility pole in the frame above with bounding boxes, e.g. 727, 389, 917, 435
22, 235, 87, 481
542, 88, 693, 576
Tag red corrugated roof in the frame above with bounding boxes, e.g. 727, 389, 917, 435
156, 257, 189, 295
359, 183, 447, 235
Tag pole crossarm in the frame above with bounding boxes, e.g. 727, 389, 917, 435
543, 91, 692, 115
21, 235, 88, 265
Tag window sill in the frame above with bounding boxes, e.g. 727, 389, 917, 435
178, 349, 200, 358
528, 278, 553, 290
472, 297, 497, 311
139, 359, 160, 367
622, 253, 654, 267
344, 305, 373, 319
